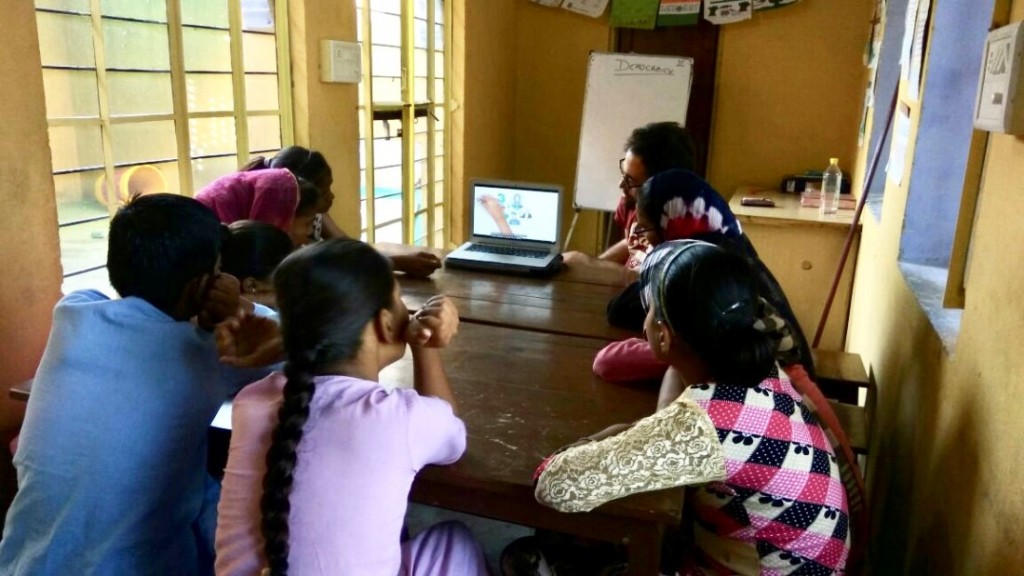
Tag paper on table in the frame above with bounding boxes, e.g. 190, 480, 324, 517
705, 0, 753, 24
563, 0, 610, 17
907, 0, 931, 101
610, 0, 660, 29
887, 103, 912, 186
530, 0, 564, 6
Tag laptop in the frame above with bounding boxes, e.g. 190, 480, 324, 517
444, 179, 564, 274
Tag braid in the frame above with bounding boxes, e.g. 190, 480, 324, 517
260, 354, 317, 576
258, 238, 396, 574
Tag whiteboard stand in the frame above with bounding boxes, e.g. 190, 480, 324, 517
563, 202, 583, 251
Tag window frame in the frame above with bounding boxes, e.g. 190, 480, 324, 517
36, 0, 293, 285
357, 0, 451, 247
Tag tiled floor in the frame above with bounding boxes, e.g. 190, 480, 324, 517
405, 502, 534, 571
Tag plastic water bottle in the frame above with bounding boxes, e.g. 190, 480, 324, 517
820, 158, 842, 216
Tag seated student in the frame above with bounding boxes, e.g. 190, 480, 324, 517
214, 239, 489, 576
0, 194, 277, 575
246, 146, 443, 277
220, 220, 294, 310
562, 121, 696, 273
534, 240, 851, 576
593, 169, 815, 384
195, 167, 320, 248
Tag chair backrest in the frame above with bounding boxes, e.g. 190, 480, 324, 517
784, 364, 868, 575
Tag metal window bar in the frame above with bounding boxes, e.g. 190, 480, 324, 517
400, 0, 415, 245
87, 0, 118, 218
426, 0, 436, 247
227, 0, 250, 164
359, 0, 378, 243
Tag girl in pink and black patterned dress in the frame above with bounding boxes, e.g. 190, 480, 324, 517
532, 240, 850, 575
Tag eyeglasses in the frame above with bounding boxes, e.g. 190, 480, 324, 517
619, 158, 644, 190
632, 224, 655, 236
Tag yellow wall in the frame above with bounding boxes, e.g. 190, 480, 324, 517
0, 2, 63, 433
456, 1, 608, 252
846, 1, 1024, 572
709, 0, 873, 197
290, 0, 362, 236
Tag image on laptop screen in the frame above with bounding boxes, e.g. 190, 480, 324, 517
471, 183, 560, 243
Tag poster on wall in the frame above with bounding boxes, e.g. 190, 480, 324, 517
887, 103, 912, 185
610, 0, 661, 28
704, 0, 753, 24
752, 0, 800, 10
563, 0, 611, 17
658, 0, 702, 26
907, 0, 932, 101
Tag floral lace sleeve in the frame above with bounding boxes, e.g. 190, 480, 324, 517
534, 396, 726, 513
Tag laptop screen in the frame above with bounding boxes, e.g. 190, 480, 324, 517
471, 182, 561, 243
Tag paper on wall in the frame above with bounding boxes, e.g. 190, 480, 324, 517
907, 0, 931, 101
887, 103, 912, 186
752, 0, 800, 10
899, 0, 920, 81
563, 0, 610, 17
658, 0, 701, 26
705, 0, 753, 24
610, 0, 661, 29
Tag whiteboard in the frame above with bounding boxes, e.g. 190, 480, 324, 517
573, 53, 693, 212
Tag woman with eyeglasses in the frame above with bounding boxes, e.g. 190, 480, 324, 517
561, 122, 697, 272
528, 240, 851, 576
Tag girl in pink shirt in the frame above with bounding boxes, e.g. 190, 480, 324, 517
214, 239, 489, 575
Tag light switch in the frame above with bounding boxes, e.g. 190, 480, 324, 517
319, 40, 361, 84
974, 22, 1024, 133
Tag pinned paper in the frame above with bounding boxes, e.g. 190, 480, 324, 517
563, 0, 611, 17
752, 0, 800, 10
704, 0, 752, 24
610, 0, 661, 29
658, 0, 701, 26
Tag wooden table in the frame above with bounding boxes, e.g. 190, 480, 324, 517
383, 322, 677, 575
397, 257, 637, 341
730, 188, 861, 350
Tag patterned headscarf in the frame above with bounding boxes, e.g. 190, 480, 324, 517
639, 240, 799, 366
638, 169, 742, 241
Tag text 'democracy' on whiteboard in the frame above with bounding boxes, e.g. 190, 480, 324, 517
574, 53, 693, 212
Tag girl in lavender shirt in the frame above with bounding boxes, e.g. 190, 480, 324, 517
214, 239, 489, 575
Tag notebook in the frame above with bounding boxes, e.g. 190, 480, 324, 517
444, 179, 564, 274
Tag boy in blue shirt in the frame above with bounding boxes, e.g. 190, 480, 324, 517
0, 194, 275, 575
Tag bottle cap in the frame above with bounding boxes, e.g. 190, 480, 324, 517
830, 157, 839, 164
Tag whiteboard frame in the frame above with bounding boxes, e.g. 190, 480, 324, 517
572, 52, 694, 213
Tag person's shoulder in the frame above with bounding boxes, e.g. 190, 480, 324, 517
59, 289, 110, 306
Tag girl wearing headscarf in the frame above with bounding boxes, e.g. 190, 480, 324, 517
532, 240, 853, 576
195, 168, 320, 248
595, 169, 814, 384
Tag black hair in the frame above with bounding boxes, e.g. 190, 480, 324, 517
260, 239, 396, 575
270, 146, 332, 187
624, 122, 697, 176
107, 193, 222, 317
294, 177, 320, 217
221, 220, 294, 283
647, 242, 776, 387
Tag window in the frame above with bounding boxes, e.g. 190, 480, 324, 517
35, 0, 292, 292
356, 0, 449, 247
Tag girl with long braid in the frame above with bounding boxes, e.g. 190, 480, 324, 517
214, 239, 489, 575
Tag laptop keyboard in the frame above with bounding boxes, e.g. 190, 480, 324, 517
466, 244, 551, 259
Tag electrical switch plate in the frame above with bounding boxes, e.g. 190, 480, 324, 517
320, 39, 361, 84
974, 22, 1024, 134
